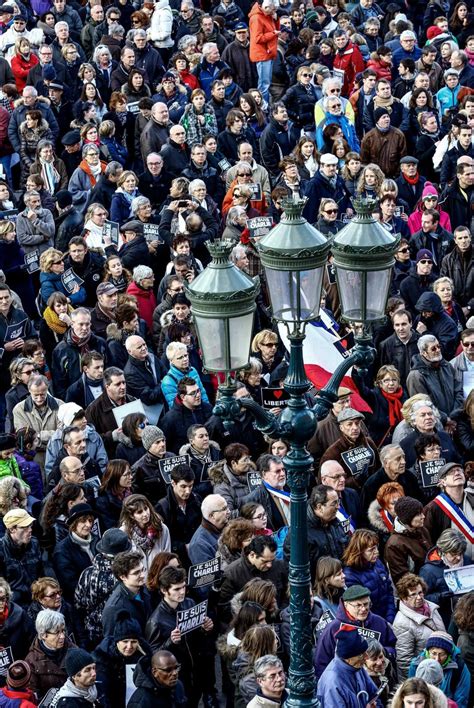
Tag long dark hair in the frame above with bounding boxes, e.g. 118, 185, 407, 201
238, 93, 266, 128
42, 483, 83, 530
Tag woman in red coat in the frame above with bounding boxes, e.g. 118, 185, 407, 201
367, 46, 393, 82
11, 37, 38, 94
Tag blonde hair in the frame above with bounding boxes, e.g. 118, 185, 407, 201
375, 365, 400, 387
401, 394, 433, 424
433, 276, 454, 294
251, 330, 278, 352
117, 170, 138, 188
40, 248, 63, 273
0, 221, 15, 238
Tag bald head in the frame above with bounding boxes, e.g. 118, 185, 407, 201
126, 335, 148, 360
152, 102, 169, 125
59, 455, 85, 483
320, 459, 346, 492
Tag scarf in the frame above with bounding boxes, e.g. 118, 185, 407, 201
55, 678, 98, 705
403, 172, 419, 185
39, 638, 67, 663
0, 604, 8, 625
404, 600, 431, 618
380, 387, 404, 426
116, 110, 127, 125
130, 524, 157, 553
79, 159, 104, 186
373, 95, 394, 111
43, 305, 73, 334
421, 126, 440, 140
190, 445, 212, 464
71, 330, 91, 354
70, 531, 94, 561
40, 158, 60, 194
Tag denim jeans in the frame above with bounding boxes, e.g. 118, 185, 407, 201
256, 59, 274, 104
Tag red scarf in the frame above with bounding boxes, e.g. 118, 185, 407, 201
380, 387, 404, 426
403, 173, 419, 185
0, 604, 9, 625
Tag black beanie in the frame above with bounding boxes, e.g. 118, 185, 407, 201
394, 496, 423, 526
113, 611, 142, 642
374, 107, 390, 123
65, 648, 95, 678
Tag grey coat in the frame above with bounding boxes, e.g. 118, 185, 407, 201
393, 600, 445, 679
209, 459, 253, 517
16, 207, 55, 256
406, 354, 464, 419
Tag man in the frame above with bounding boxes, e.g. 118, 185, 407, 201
47, 425, 103, 490
314, 585, 396, 679
85, 367, 135, 456
360, 108, 407, 179
111, 45, 136, 92
416, 45, 443, 93
218, 536, 287, 620
0, 508, 43, 606
259, 102, 299, 178
87, 163, 123, 213
188, 494, 230, 564
81, 4, 104, 60
400, 249, 437, 316
360, 444, 422, 515
16, 190, 55, 257
89, 282, 117, 338
132, 425, 178, 505
161, 377, 213, 453
51, 21, 85, 64
409, 210, 453, 272
303, 153, 350, 223
8, 86, 59, 154
414, 293, 460, 360
225, 144, 271, 200
52, 0, 82, 37
26, 43, 67, 88
320, 409, 380, 490
53, 648, 99, 708
176, 0, 203, 42
379, 309, 420, 383
93, 6, 122, 47
441, 161, 474, 231
451, 49, 474, 89
39, 456, 88, 529
140, 103, 171, 163
244, 454, 290, 531
407, 334, 464, 422
199, 14, 228, 54
320, 460, 362, 533
440, 124, 474, 186
13, 375, 63, 469
249, 0, 279, 104
192, 42, 228, 100
317, 627, 378, 708
308, 387, 355, 467
156, 465, 201, 566
65, 351, 105, 410
63, 236, 111, 306
52, 308, 107, 400
123, 335, 164, 408
182, 144, 223, 204
349, 68, 377, 138
60, 129, 82, 177
209, 443, 255, 516
392, 29, 421, 73
160, 124, 190, 180
128, 650, 187, 708
102, 551, 151, 635
441, 226, 474, 314
221, 23, 256, 93
450, 328, 474, 399
247, 656, 287, 707
363, 78, 409, 133
137, 153, 169, 211
332, 29, 365, 97
133, 29, 163, 88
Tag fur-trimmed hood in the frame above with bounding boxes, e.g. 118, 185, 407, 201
216, 630, 241, 662
19, 117, 50, 135
179, 440, 220, 456
13, 95, 50, 110
0, 476, 27, 517
391, 681, 450, 708
154, 82, 188, 97
106, 322, 125, 342
208, 458, 231, 485
367, 499, 388, 533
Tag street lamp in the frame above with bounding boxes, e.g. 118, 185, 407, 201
186, 200, 399, 708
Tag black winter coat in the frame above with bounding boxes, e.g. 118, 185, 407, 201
160, 399, 213, 452
95, 490, 124, 531
159, 139, 190, 179
55, 207, 84, 253
62, 250, 109, 307
399, 428, 461, 469
440, 179, 474, 231
132, 451, 176, 506
360, 467, 423, 517
303, 171, 350, 224
415, 132, 441, 184
53, 532, 99, 602
259, 117, 299, 176
0, 601, 34, 660
123, 354, 165, 406
352, 369, 406, 446
441, 247, 474, 309
217, 127, 258, 165
86, 176, 117, 213
414, 291, 461, 360
399, 268, 437, 316
156, 486, 202, 565
409, 227, 454, 269
221, 40, 257, 93
0, 306, 37, 392
378, 331, 420, 385
94, 635, 153, 708
0, 533, 44, 606
102, 582, 152, 636
282, 82, 318, 130
440, 143, 474, 186
117, 234, 152, 272
128, 655, 187, 708
394, 174, 427, 212
51, 329, 107, 400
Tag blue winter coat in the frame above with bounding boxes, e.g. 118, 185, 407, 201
316, 113, 360, 152
314, 601, 397, 679
343, 559, 396, 623
101, 136, 128, 166
161, 364, 209, 408
110, 189, 138, 226
39, 271, 87, 308
409, 647, 471, 708
317, 657, 379, 708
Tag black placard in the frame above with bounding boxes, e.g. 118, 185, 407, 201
419, 458, 445, 488
326, 263, 337, 284
249, 183, 262, 201
157, 454, 191, 484
143, 223, 164, 244
25, 249, 40, 274
103, 219, 120, 246
176, 600, 207, 635
314, 610, 333, 641
4, 318, 27, 342
188, 557, 222, 588
127, 101, 140, 114
0, 646, 13, 676
218, 157, 231, 172
340, 622, 381, 643
39, 688, 59, 708
261, 387, 290, 409
340, 446, 374, 478
248, 470, 263, 491
248, 216, 273, 239
61, 268, 84, 294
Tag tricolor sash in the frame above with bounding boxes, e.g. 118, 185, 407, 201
380, 509, 394, 532
263, 482, 291, 525
337, 504, 355, 535
433, 493, 474, 544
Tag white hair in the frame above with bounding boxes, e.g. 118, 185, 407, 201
166, 341, 187, 362
201, 494, 225, 521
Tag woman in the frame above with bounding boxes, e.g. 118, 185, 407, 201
236, 578, 279, 624
169, 52, 198, 91
146, 551, 181, 606
236, 358, 263, 403
29, 139, 68, 195
39, 292, 74, 364
384, 496, 432, 584
249, 89, 268, 116
96, 460, 133, 531
38, 11, 56, 42
433, 276, 465, 332
437, 68, 460, 117
11, 37, 38, 93
450, 2, 470, 35
0, 476, 27, 537
5, 358, 35, 433
0, 220, 36, 317
315, 198, 344, 236
356, 163, 384, 200
217, 518, 255, 569
103, 255, 132, 293
282, 66, 318, 135
110, 170, 140, 225
391, 678, 437, 708
119, 494, 171, 575
53, 503, 99, 602
115, 412, 147, 466
179, 88, 218, 148
408, 183, 452, 236
122, 68, 151, 104
367, 45, 393, 81
240, 503, 273, 537
94, 612, 152, 708
39, 248, 86, 308
407, 88, 434, 148
342, 529, 396, 622
411, 433, 445, 503
80, 122, 110, 165
352, 364, 405, 446
179, 425, 220, 499
251, 330, 283, 378
103, 92, 136, 160
19, 109, 52, 188
82, 202, 108, 251
453, 593, 474, 707
393, 573, 446, 679
293, 136, 318, 180
238, 93, 267, 139
275, 157, 305, 201
0, 577, 34, 659
61, 44, 82, 97
106, 303, 140, 369
188, 179, 219, 218
269, 439, 289, 458
0, 180, 16, 218
76, 82, 106, 121
415, 112, 444, 184
99, 120, 128, 166
342, 151, 363, 197
453, 389, 474, 461
232, 625, 279, 708
312, 556, 346, 637
25, 608, 74, 701
68, 143, 107, 213
27, 578, 76, 637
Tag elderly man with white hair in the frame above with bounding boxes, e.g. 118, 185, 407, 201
8, 85, 59, 154
188, 494, 230, 564
320, 459, 362, 533
193, 42, 229, 99
161, 341, 209, 408
123, 335, 165, 410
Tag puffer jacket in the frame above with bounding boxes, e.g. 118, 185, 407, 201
409, 646, 471, 708
208, 459, 254, 517
406, 352, 464, 419
161, 364, 209, 408
384, 517, 432, 584
393, 599, 445, 678
343, 558, 396, 623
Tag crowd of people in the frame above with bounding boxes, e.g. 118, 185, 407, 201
0, 0, 471, 707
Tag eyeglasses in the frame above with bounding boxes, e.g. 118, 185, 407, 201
301, 72, 313, 78
252, 512, 267, 520
52, 261, 63, 266
262, 342, 277, 348
156, 664, 181, 673
398, 247, 410, 254
419, 260, 432, 264
324, 473, 345, 480
212, 506, 229, 514
46, 629, 66, 636
185, 389, 200, 397
346, 601, 371, 609
43, 590, 62, 599
131, 19, 141, 24
424, 196, 437, 201
324, 209, 338, 214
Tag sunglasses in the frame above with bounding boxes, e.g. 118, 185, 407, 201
137, 421, 149, 429
419, 259, 433, 264
233, 192, 242, 197
324, 209, 338, 214
301, 72, 313, 78
398, 247, 410, 254
238, 173, 251, 177
463, 341, 474, 347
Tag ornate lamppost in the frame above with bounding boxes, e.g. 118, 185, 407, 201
186, 199, 399, 707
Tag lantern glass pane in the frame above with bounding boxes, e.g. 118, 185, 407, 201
366, 269, 392, 321
193, 313, 254, 372
264, 266, 323, 322
337, 268, 392, 321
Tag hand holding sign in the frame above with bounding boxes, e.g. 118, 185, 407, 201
170, 627, 182, 643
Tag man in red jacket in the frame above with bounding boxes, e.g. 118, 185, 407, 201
333, 29, 365, 97
249, 0, 280, 104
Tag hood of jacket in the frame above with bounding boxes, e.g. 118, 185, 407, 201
179, 440, 220, 456
391, 682, 448, 708
209, 459, 237, 485
13, 95, 50, 110
367, 500, 389, 533
415, 291, 444, 314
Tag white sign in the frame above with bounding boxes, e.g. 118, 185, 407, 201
444, 564, 474, 595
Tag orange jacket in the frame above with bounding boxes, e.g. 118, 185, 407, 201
249, 2, 279, 63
